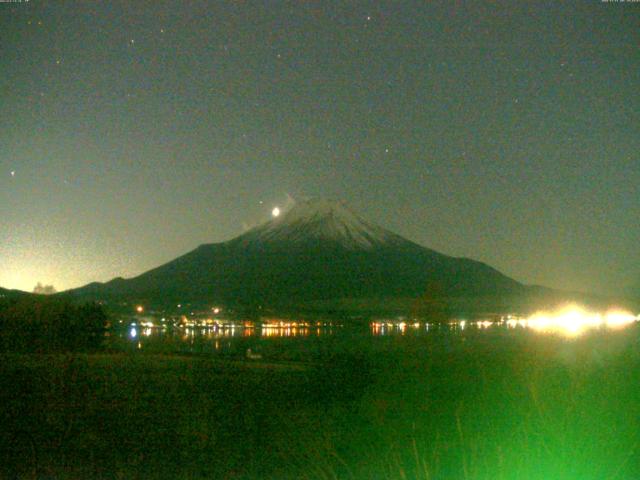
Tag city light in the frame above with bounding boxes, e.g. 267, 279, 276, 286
506, 305, 638, 337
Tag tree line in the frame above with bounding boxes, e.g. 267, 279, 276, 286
0, 296, 108, 353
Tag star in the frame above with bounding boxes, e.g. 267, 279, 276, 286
10, 171, 15, 177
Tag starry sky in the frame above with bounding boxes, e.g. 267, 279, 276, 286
1, 1, 639, 296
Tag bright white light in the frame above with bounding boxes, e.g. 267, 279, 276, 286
509, 305, 637, 337
604, 310, 638, 329
272, 207, 281, 217
130, 327, 137, 338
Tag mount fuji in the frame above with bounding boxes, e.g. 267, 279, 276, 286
65, 199, 529, 315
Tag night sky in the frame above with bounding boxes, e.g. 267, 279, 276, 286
1, 1, 638, 295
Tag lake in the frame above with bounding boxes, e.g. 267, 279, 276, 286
3, 310, 639, 479
112, 311, 640, 363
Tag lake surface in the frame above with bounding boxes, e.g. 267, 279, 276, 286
6, 312, 640, 479
111, 314, 640, 362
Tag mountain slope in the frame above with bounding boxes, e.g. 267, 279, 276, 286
237, 199, 403, 249
0, 287, 31, 299
64, 199, 526, 311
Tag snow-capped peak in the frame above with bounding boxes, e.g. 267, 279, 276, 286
239, 199, 399, 249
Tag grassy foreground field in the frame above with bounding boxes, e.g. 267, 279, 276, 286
1, 327, 640, 479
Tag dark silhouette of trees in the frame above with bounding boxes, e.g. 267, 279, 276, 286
0, 297, 108, 353
33, 282, 57, 295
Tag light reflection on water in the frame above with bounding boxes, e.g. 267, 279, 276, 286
368, 306, 639, 338
124, 314, 638, 343
116, 322, 346, 357
116, 306, 638, 357
119, 323, 340, 351
173, 325, 331, 339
